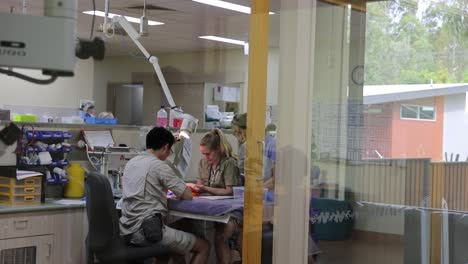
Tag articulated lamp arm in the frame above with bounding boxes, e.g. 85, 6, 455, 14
111, 16, 176, 108
110, 16, 199, 134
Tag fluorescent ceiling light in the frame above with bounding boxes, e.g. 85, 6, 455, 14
193, 0, 274, 14
199, 36, 247, 46
82, 10, 164, 26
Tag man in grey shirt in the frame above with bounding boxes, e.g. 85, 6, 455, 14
120, 127, 208, 263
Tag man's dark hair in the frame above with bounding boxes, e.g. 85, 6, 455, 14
146, 127, 175, 150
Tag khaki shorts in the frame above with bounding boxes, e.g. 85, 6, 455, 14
129, 224, 197, 255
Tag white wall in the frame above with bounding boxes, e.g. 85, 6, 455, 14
443, 93, 468, 161
267, 48, 280, 106
159, 49, 247, 81
93, 49, 248, 110
241, 48, 280, 111
93, 56, 153, 114
353, 204, 405, 235
0, 59, 94, 108
93, 49, 252, 125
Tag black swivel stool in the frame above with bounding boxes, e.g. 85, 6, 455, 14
85, 172, 169, 264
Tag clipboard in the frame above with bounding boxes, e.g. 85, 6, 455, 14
82, 130, 115, 151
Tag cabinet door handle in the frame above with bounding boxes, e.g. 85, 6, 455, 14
46, 242, 52, 257
24, 196, 34, 201
24, 187, 35, 193
25, 179, 35, 185
256, 140, 265, 182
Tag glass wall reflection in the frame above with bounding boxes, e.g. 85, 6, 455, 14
307, 0, 468, 263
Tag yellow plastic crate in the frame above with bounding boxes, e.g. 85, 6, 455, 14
0, 194, 41, 205
0, 176, 41, 187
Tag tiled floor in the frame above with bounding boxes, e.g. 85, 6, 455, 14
315, 231, 403, 264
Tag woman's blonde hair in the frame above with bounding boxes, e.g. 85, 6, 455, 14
200, 128, 236, 159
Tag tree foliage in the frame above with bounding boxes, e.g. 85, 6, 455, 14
365, 0, 468, 84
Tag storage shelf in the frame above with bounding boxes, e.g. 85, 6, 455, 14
26, 146, 72, 154
20, 160, 70, 167
25, 130, 72, 140
88, 151, 140, 156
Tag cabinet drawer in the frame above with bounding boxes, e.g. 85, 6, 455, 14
0, 194, 41, 205
0, 177, 41, 187
0, 186, 41, 195
0, 213, 53, 239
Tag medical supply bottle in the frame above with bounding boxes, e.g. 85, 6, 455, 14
156, 106, 168, 127
64, 163, 85, 198
170, 107, 183, 129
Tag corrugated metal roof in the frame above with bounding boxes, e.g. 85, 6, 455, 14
363, 83, 468, 104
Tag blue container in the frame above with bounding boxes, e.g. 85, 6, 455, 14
63, 132, 73, 139
85, 117, 118, 125
311, 198, 354, 241
25, 130, 42, 140
52, 131, 63, 138
40, 131, 53, 138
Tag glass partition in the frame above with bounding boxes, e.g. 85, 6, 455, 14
265, 0, 468, 263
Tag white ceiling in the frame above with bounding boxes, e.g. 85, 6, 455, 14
0, 0, 281, 56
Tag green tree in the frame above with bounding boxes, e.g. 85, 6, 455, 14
365, 0, 468, 84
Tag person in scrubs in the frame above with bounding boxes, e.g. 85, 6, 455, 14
263, 123, 277, 190
231, 113, 247, 177
83, 103, 96, 118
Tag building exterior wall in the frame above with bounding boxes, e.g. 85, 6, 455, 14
363, 103, 393, 159
391, 97, 444, 161
364, 96, 444, 160
443, 93, 468, 161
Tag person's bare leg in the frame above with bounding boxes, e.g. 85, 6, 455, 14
215, 221, 236, 264
190, 238, 209, 264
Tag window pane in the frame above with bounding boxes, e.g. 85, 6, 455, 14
420, 106, 435, 120
401, 105, 418, 119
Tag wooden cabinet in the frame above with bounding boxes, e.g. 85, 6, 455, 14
0, 208, 86, 264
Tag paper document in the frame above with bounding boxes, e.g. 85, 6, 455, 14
82, 130, 115, 150
16, 170, 42, 180
197, 196, 234, 200
53, 199, 86, 205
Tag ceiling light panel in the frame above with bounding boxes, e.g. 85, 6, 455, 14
199, 36, 246, 46
82, 10, 164, 26
192, 0, 274, 14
